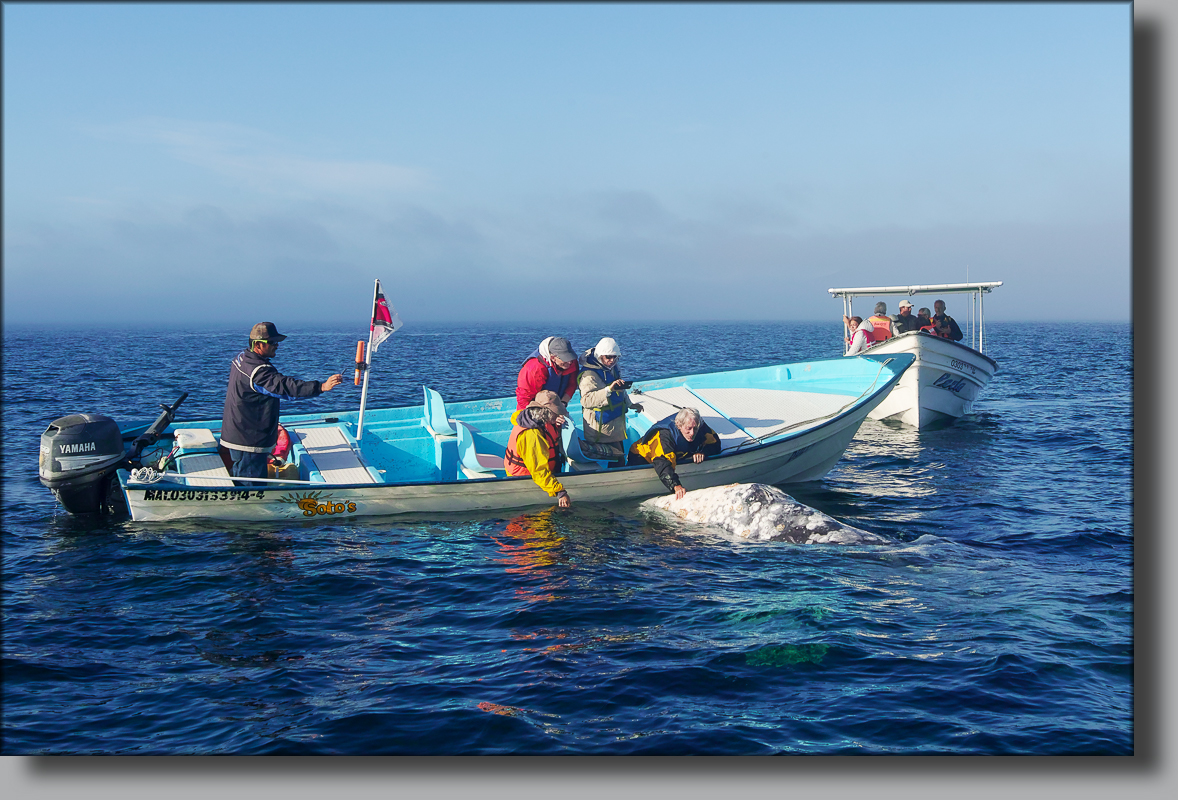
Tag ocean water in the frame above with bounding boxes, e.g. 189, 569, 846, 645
1, 321, 1132, 755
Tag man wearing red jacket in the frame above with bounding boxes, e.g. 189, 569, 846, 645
516, 336, 579, 410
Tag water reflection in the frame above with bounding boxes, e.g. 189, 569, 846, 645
490, 508, 566, 604
827, 418, 995, 503
194, 529, 305, 670
786, 416, 1005, 537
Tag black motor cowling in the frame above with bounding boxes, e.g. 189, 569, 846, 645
39, 414, 127, 514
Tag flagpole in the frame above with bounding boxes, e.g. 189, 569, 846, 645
356, 279, 379, 441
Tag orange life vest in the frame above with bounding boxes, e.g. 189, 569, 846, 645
504, 421, 561, 477
867, 315, 893, 341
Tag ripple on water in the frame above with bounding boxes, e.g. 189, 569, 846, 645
0, 322, 1132, 754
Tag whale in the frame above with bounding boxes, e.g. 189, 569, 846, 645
641, 482, 890, 545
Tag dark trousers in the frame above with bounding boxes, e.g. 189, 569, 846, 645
229, 449, 269, 483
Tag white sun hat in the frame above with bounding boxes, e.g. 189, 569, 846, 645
595, 337, 621, 357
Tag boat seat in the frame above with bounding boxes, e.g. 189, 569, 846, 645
561, 424, 610, 472
290, 426, 380, 484
456, 421, 506, 479
422, 385, 457, 437
176, 453, 235, 487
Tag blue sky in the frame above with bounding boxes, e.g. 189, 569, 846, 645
3, 2, 1131, 325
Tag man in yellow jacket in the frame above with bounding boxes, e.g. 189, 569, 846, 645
503, 390, 573, 508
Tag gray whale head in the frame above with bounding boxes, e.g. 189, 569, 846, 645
642, 482, 889, 545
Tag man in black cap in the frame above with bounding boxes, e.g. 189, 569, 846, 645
221, 322, 344, 481
516, 335, 579, 410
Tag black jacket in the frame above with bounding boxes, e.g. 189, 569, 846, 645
221, 349, 323, 453
892, 312, 923, 333
932, 313, 964, 342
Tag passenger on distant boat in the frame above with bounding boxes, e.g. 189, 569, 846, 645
866, 302, 894, 341
504, 390, 574, 508
892, 299, 922, 333
577, 337, 643, 467
516, 336, 579, 410
932, 300, 964, 341
627, 408, 721, 500
221, 322, 344, 482
845, 317, 874, 356
916, 307, 936, 333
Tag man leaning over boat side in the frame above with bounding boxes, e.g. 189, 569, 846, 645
516, 336, 579, 410
221, 322, 344, 482
627, 408, 721, 501
931, 300, 964, 342
503, 390, 574, 508
577, 337, 643, 468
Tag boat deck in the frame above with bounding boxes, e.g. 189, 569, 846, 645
116, 353, 916, 520
636, 386, 853, 448
158, 356, 889, 489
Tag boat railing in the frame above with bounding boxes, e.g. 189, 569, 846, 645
829, 281, 1001, 354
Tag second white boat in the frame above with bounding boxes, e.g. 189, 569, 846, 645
829, 281, 1001, 429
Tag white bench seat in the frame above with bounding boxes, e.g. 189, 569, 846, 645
292, 426, 379, 484
176, 453, 235, 487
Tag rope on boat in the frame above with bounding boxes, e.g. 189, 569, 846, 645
627, 358, 894, 451
129, 467, 164, 484
727, 357, 895, 451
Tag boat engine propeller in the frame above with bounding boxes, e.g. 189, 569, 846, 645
39, 393, 188, 515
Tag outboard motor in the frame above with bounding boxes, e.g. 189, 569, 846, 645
39, 414, 127, 514
39, 393, 188, 515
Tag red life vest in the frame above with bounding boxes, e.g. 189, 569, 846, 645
270, 423, 291, 462
521, 349, 577, 401
867, 315, 893, 341
504, 421, 561, 477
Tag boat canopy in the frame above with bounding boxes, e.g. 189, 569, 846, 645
829, 281, 1002, 354
827, 282, 1003, 299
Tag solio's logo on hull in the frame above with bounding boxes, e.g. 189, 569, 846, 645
279, 491, 357, 517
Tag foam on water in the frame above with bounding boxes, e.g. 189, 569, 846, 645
642, 482, 890, 545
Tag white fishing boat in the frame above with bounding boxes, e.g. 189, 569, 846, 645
39, 355, 914, 523
829, 282, 1002, 429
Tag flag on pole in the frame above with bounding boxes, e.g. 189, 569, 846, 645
369, 280, 403, 353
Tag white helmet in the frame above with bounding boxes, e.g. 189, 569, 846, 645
595, 337, 621, 357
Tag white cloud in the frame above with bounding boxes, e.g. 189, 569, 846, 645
85, 117, 430, 198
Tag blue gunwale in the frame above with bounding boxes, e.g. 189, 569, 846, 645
117, 353, 913, 492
